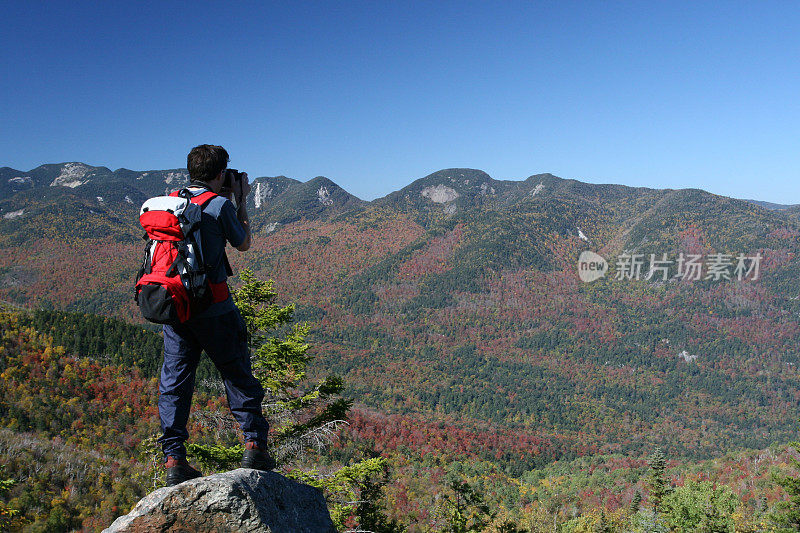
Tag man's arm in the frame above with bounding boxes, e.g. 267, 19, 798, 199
236, 203, 251, 251
233, 172, 252, 251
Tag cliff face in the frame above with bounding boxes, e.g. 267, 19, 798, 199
103, 468, 336, 533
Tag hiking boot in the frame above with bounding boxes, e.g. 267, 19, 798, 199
164, 456, 202, 487
241, 441, 276, 471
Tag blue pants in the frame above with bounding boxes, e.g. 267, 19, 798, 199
158, 308, 270, 459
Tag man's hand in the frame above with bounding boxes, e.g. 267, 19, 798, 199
236, 172, 251, 206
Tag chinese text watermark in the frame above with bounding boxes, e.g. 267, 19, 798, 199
577, 251, 762, 283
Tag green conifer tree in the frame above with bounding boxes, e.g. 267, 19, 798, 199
629, 490, 642, 515
438, 479, 497, 533
647, 448, 670, 514
353, 456, 406, 533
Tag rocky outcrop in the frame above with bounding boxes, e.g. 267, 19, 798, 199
103, 468, 336, 533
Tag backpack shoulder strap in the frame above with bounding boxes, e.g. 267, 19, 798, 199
190, 190, 218, 207
169, 188, 218, 208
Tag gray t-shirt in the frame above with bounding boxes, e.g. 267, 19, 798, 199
186, 186, 245, 318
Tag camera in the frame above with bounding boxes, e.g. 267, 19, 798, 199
222, 168, 243, 189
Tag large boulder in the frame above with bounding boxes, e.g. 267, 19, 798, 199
103, 468, 336, 533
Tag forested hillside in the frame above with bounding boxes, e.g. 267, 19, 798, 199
3, 162, 800, 529
2, 163, 800, 463
1, 308, 799, 531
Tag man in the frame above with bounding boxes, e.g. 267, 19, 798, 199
158, 144, 273, 486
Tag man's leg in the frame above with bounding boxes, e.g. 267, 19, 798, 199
158, 323, 203, 460
195, 309, 270, 447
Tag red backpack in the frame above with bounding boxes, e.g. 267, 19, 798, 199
134, 189, 230, 324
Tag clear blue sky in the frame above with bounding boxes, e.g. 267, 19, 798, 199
2, 1, 799, 202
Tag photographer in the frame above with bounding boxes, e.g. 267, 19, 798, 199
158, 144, 273, 486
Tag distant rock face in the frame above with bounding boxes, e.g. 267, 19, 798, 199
529, 182, 545, 197
103, 468, 336, 533
421, 184, 459, 204
317, 186, 333, 206
50, 163, 91, 188
163, 171, 188, 185
254, 181, 273, 208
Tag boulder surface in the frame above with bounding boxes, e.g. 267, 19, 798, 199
103, 468, 336, 533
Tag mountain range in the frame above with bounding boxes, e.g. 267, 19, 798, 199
3, 161, 800, 466
4, 162, 798, 230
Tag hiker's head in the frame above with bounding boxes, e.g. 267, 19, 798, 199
187, 145, 230, 185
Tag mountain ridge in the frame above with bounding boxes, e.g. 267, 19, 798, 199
3, 161, 795, 213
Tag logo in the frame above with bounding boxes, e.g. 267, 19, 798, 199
577, 251, 608, 282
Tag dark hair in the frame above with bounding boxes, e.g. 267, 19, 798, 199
187, 144, 229, 184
